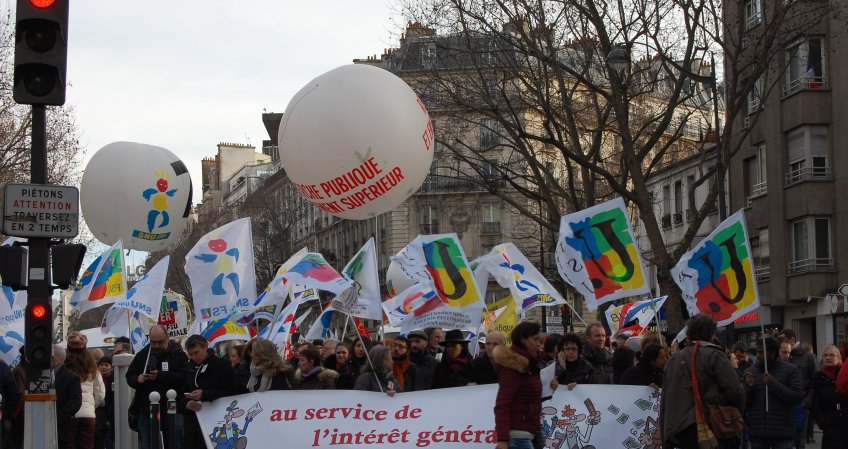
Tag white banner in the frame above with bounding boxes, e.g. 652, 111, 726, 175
194, 385, 661, 449
197, 386, 499, 449
541, 385, 660, 449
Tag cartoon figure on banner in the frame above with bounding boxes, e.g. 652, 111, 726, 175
542, 398, 601, 449
194, 236, 241, 296
209, 400, 262, 449
142, 170, 178, 233
622, 389, 662, 449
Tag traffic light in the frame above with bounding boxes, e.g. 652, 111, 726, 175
25, 299, 53, 369
50, 243, 86, 289
14, 0, 70, 105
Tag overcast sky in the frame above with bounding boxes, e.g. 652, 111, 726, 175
61, 1, 399, 205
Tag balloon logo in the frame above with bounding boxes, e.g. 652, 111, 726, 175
278, 64, 434, 220
80, 142, 192, 252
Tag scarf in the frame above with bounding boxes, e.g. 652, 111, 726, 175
448, 355, 469, 373
301, 365, 321, 380
246, 363, 273, 393
823, 364, 841, 381
392, 358, 410, 390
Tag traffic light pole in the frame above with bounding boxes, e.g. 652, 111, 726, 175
25, 103, 59, 449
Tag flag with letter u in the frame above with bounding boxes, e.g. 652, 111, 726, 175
672, 209, 760, 326
70, 240, 126, 316
555, 198, 649, 310
185, 218, 257, 322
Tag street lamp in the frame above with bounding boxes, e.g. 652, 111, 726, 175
606, 46, 631, 76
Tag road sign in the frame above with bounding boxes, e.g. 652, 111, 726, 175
2, 183, 79, 238
839, 284, 848, 297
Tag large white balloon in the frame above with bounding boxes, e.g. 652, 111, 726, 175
81, 142, 192, 251
278, 64, 434, 220
386, 261, 417, 298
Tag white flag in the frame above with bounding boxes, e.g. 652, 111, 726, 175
69, 240, 127, 316
334, 238, 382, 320
113, 256, 170, 321
185, 218, 257, 322
484, 243, 566, 314
304, 304, 338, 341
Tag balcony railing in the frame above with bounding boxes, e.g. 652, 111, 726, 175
672, 212, 683, 225
755, 266, 770, 282
788, 258, 834, 275
418, 174, 504, 193
784, 166, 831, 186
783, 76, 827, 96
745, 13, 762, 30
481, 221, 501, 234
686, 209, 695, 222
661, 214, 671, 229
751, 181, 767, 197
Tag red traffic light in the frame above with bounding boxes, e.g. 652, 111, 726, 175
29, 0, 57, 8
31, 303, 48, 319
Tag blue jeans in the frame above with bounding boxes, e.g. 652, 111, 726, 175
508, 437, 534, 449
138, 412, 184, 449
749, 439, 794, 449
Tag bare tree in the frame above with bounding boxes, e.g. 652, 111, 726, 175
389, 0, 839, 330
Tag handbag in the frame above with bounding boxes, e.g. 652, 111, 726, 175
127, 394, 139, 432
690, 341, 745, 442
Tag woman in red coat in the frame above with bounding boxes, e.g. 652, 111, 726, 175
493, 321, 543, 449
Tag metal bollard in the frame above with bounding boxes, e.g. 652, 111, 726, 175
149, 391, 161, 449
165, 390, 177, 449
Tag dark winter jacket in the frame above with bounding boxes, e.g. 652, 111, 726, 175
466, 353, 498, 385
431, 355, 471, 389
354, 370, 401, 393
493, 345, 542, 442
184, 350, 242, 449
126, 341, 190, 412
744, 359, 805, 441
554, 357, 594, 385
409, 350, 438, 390
247, 369, 295, 392
0, 359, 20, 420
294, 367, 338, 390
810, 368, 848, 434
583, 344, 613, 384
323, 355, 359, 390
787, 344, 817, 392
620, 360, 664, 387
55, 365, 83, 446
661, 341, 745, 448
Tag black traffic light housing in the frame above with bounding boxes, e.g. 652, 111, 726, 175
50, 243, 86, 289
0, 246, 28, 291
14, 0, 70, 106
25, 298, 53, 369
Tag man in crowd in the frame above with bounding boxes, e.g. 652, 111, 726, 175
744, 337, 804, 449
113, 336, 133, 356
409, 330, 437, 390
54, 345, 82, 449
777, 328, 817, 447
732, 341, 753, 381
0, 354, 21, 449
583, 322, 613, 384
183, 334, 241, 449
126, 326, 189, 449
424, 327, 444, 359
390, 336, 419, 391
467, 331, 504, 385
321, 338, 338, 363
779, 340, 793, 362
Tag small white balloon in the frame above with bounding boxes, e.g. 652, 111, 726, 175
81, 142, 192, 251
278, 64, 434, 220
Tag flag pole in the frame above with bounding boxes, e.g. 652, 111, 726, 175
341, 314, 350, 341
353, 325, 382, 392
761, 322, 769, 412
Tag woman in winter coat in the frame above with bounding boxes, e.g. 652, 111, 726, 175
431, 329, 472, 389
550, 332, 594, 392
493, 321, 544, 449
294, 346, 338, 390
65, 332, 106, 449
620, 343, 669, 387
354, 345, 399, 396
246, 339, 294, 392
351, 338, 371, 374
810, 345, 848, 449
324, 342, 359, 390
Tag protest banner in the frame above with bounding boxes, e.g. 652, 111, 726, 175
195, 384, 660, 449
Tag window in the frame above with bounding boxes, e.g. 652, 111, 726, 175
420, 43, 436, 69
673, 180, 683, 224
661, 184, 671, 228
785, 38, 825, 95
481, 203, 501, 234
419, 205, 439, 234
745, 0, 762, 29
789, 217, 833, 274
482, 159, 499, 181
747, 76, 763, 114
751, 228, 770, 281
686, 175, 695, 221
745, 145, 768, 199
480, 118, 499, 148
785, 125, 828, 184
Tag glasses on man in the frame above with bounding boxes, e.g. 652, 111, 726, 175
392, 343, 408, 350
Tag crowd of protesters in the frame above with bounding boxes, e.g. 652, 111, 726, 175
1, 317, 847, 449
